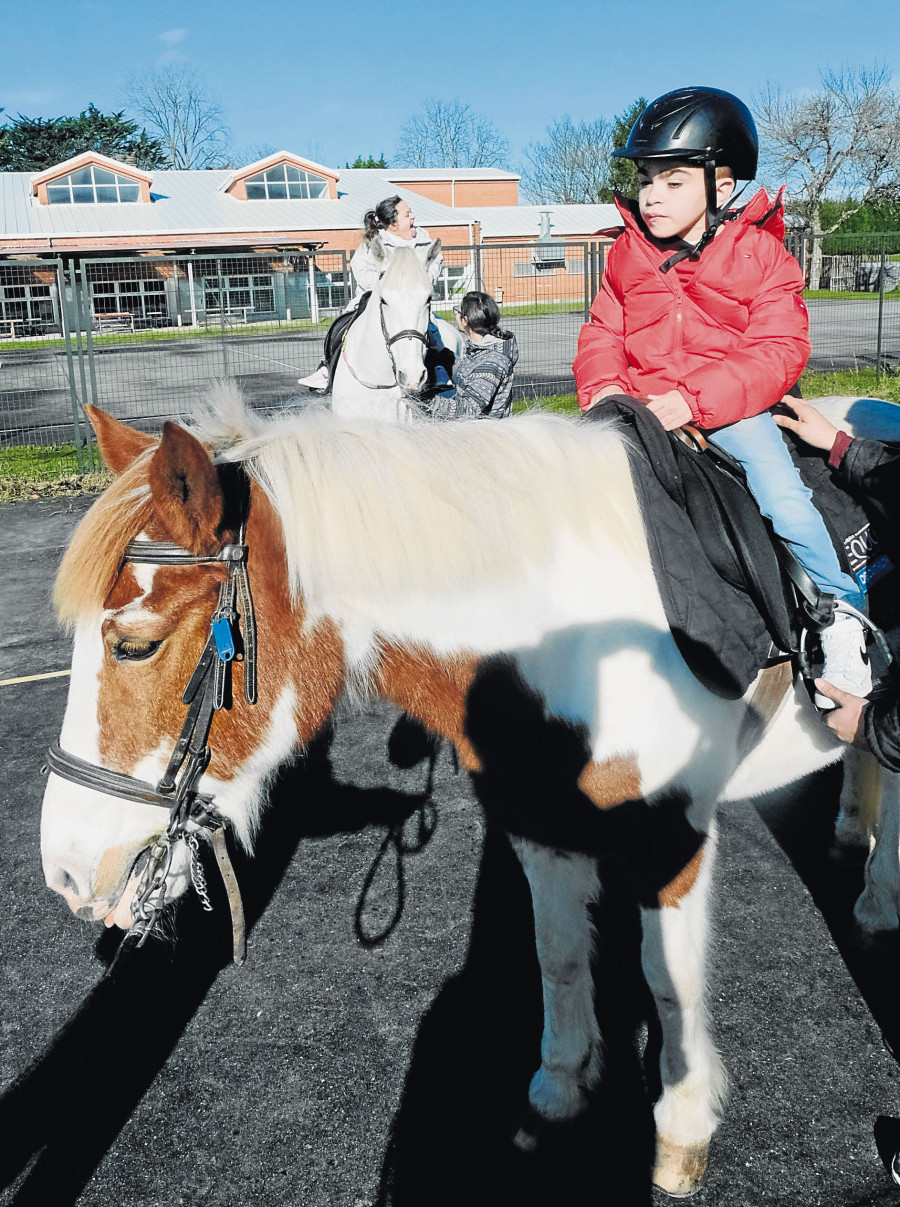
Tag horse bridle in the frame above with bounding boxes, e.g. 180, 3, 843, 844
44, 469, 257, 965
342, 297, 429, 393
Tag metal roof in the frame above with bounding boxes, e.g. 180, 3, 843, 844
472, 204, 623, 239
0, 166, 477, 242
377, 167, 520, 182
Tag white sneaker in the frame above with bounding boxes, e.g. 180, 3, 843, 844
816, 612, 872, 708
298, 363, 329, 391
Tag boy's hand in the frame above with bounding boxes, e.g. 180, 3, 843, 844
645, 391, 694, 431
814, 678, 869, 745
773, 398, 841, 452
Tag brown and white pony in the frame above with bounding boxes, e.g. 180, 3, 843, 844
40, 387, 900, 1197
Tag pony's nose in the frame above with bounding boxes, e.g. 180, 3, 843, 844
43, 860, 106, 919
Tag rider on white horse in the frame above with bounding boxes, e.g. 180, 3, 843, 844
299, 196, 447, 393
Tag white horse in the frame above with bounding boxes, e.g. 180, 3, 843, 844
330, 243, 465, 423
39, 389, 900, 1197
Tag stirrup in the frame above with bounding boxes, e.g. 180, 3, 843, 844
798, 600, 896, 705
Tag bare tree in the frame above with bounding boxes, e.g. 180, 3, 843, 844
124, 66, 231, 169
394, 98, 510, 168
755, 65, 900, 285
521, 115, 615, 203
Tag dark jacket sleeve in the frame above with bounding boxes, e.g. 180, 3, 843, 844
865, 697, 900, 773
835, 436, 900, 519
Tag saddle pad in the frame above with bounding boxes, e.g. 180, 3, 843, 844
586, 398, 779, 698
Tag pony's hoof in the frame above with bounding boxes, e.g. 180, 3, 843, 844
652, 1136, 708, 1198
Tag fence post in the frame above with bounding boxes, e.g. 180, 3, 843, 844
875, 237, 886, 385
59, 261, 87, 468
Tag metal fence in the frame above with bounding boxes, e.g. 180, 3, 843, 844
786, 230, 900, 376
2, 232, 899, 477
0, 242, 598, 474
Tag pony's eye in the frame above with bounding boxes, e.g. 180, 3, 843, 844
112, 637, 162, 662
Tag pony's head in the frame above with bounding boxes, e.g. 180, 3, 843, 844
41, 400, 344, 931
375, 243, 440, 393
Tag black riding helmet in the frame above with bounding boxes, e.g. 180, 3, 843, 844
613, 87, 759, 257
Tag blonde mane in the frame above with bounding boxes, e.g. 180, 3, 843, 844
203, 394, 647, 619
54, 451, 154, 629
54, 386, 648, 627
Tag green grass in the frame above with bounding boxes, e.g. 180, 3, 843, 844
434, 301, 585, 323
0, 442, 110, 501
800, 367, 900, 404
513, 392, 580, 415
0, 315, 333, 355
803, 288, 900, 301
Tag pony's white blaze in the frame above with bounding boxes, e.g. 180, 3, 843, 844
41, 621, 169, 916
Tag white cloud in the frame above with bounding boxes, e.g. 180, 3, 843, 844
158, 28, 188, 45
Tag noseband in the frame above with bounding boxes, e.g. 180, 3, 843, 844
45, 467, 257, 964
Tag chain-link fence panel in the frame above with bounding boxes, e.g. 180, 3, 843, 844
788, 231, 900, 378
437, 241, 598, 400
0, 259, 96, 476
1, 242, 596, 477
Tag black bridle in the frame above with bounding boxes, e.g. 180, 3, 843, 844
45, 471, 258, 964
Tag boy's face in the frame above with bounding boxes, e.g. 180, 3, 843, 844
637, 161, 733, 244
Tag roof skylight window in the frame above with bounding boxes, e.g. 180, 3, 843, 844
244, 164, 327, 200
46, 165, 142, 204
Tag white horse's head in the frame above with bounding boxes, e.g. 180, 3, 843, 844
376, 243, 440, 394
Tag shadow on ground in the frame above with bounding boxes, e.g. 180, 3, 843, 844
754, 763, 900, 1069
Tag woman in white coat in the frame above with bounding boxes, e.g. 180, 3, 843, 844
299, 196, 445, 392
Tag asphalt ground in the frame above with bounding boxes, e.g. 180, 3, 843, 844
2, 300, 898, 446
2, 496, 900, 1207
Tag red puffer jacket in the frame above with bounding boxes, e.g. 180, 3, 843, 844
573, 190, 810, 428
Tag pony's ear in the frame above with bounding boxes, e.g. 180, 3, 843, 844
148, 422, 224, 554
426, 238, 442, 265
370, 233, 386, 263
85, 405, 156, 475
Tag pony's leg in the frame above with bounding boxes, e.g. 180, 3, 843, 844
834, 747, 879, 852
510, 836, 603, 1132
854, 764, 900, 936
640, 821, 726, 1198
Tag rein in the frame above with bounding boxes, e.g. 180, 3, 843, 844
45, 473, 258, 965
341, 297, 428, 393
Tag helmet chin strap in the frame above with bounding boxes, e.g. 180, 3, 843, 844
689, 160, 751, 261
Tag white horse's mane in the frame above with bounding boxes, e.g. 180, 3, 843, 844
189, 384, 647, 616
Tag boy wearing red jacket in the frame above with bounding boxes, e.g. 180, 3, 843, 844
574, 86, 870, 702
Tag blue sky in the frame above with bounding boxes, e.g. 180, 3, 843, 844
4, 0, 899, 171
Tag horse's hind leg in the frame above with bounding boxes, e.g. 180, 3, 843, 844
640, 821, 726, 1198
854, 764, 900, 937
510, 836, 603, 1137
834, 747, 880, 852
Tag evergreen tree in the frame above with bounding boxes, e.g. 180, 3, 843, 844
0, 104, 166, 171
605, 97, 647, 199
346, 154, 388, 168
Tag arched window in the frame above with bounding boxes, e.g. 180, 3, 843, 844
244, 164, 328, 200
46, 165, 142, 204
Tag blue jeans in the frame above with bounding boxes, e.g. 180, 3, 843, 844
711, 410, 866, 610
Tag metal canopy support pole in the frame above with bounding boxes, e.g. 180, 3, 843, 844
187, 260, 198, 327
307, 255, 319, 325
59, 259, 86, 467
71, 261, 94, 471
